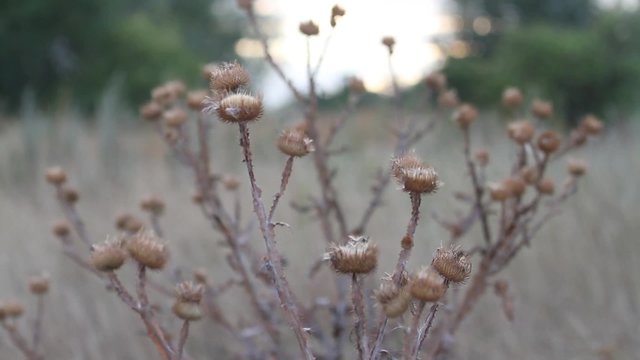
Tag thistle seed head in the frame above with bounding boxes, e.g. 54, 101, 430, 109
409, 267, 446, 302
431, 246, 471, 283
209, 62, 251, 93
438, 89, 459, 108
1, 301, 25, 318
299, 21, 320, 36
392, 152, 442, 194
173, 281, 205, 321
277, 127, 315, 157
381, 36, 395, 54
520, 166, 539, 185
537, 130, 562, 154
325, 236, 378, 274
140, 101, 163, 122
536, 178, 555, 195
425, 72, 447, 93
488, 182, 510, 202
507, 120, 535, 144
126, 231, 169, 270
90, 237, 127, 272
330, 5, 346, 27
140, 196, 165, 215
502, 176, 527, 198
580, 114, 604, 135
61, 187, 79, 204
222, 174, 241, 191
187, 90, 208, 111
567, 158, 587, 177
29, 273, 50, 295
215, 93, 263, 123
502, 87, 523, 109
45, 166, 67, 185
531, 100, 553, 119
376, 281, 411, 318
453, 103, 478, 128
115, 213, 145, 233
163, 108, 188, 128
52, 220, 71, 239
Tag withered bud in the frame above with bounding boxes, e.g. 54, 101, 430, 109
580, 114, 604, 135
570, 129, 588, 147
187, 90, 208, 111
299, 20, 320, 36
210, 62, 251, 93
325, 236, 378, 274
431, 246, 471, 283
410, 267, 446, 302
163, 108, 188, 128
90, 237, 127, 272
237, 0, 253, 11
52, 221, 71, 239
507, 120, 535, 144
567, 158, 587, 177
537, 130, 562, 154
488, 182, 510, 202
474, 148, 490, 166
140, 196, 165, 215
330, 5, 346, 27
165, 80, 186, 97
376, 281, 411, 318
151, 85, 176, 105
502, 176, 527, 198
193, 268, 208, 284
29, 274, 50, 295
127, 231, 169, 270
140, 102, 163, 122
216, 93, 263, 123
1, 301, 25, 318
349, 77, 366, 93
531, 100, 553, 119
453, 103, 478, 128
173, 281, 205, 321
381, 36, 396, 54
62, 187, 79, 204
502, 87, 523, 109
277, 127, 315, 157
536, 178, 555, 195
222, 175, 241, 191
520, 166, 539, 185
45, 166, 67, 185
115, 213, 145, 233
425, 72, 447, 93
438, 89, 459, 109
391, 151, 442, 194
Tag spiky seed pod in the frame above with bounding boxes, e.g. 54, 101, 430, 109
90, 238, 127, 272
187, 90, 208, 111
520, 166, 539, 185
536, 178, 555, 195
488, 182, 510, 202
325, 236, 378, 274
507, 120, 535, 144
537, 130, 562, 154
391, 152, 442, 194
115, 214, 145, 233
410, 267, 446, 302
222, 175, 241, 191
140, 102, 163, 122
376, 281, 411, 318
216, 93, 263, 123
391, 151, 422, 179
474, 148, 490, 166
503, 176, 527, 198
432, 247, 471, 283
277, 127, 315, 157
163, 108, 188, 128
299, 20, 320, 36
567, 158, 587, 177
193, 268, 208, 285
62, 187, 79, 204
210, 62, 251, 93
349, 77, 366, 93
438, 89, 459, 108
381, 36, 395, 54
2, 301, 25, 318
330, 5, 345, 27
52, 220, 71, 238
531, 100, 553, 119
502, 87, 523, 109
127, 232, 169, 270
580, 114, 604, 135
45, 166, 67, 185
173, 281, 205, 321
425, 72, 447, 93
140, 196, 165, 215
453, 103, 478, 128
29, 274, 50, 295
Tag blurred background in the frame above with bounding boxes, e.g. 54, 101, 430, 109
1, 0, 639, 359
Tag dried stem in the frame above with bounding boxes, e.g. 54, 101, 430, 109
268, 156, 295, 221
414, 303, 440, 359
462, 126, 491, 245
174, 321, 190, 360
351, 273, 369, 360
2, 322, 42, 360
31, 295, 45, 353
403, 300, 426, 359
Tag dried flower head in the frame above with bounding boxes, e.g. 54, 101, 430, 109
453, 103, 478, 128
29, 274, 50, 295
520, 166, 539, 185
237, 0, 253, 11
567, 158, 587, 177
502, 176, 527, 198
474, 148, 490, 166
537, 130, 562, 154
438, 89, 459, 108
392, 152, 442, 194
1, 301, 25, 318
127, 231, 169, 270
140, 196, 165, 215
330, 5, 346, 27
60, 187, 79, 204
210, 62, 251, 93
531, 100, 554, 119
163, 108, 188, 128
325, 235, 378, 274
536, 178, 555, 195
140, 101, 163, 122
382, 36, 395, 54
173, 281, 205, 321
299, 20, 320, 36
570, 129, 588, 147
507, 120, 535, 144
432, 246, 471, 283
376, 281, 411, 317
115, 213, 145, 233
488, 182, 510, 202
277, 127, 315, 157
222, 174, 241, 191
187, 90, 208, 111
165, 80, 186, 97
52, 220, 71, 239
193, 268, 208, 284
502, 87, 523, 109
45, 166, 67, 185
151, 84, 176, 105
215, 93, 263, 123
90, 237, 127, 272
580, 114, 604, 135
349, 77, 366, 93
410, 267, 446, 302
425, 72, 447, 93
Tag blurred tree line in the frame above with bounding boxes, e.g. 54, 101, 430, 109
0, 0, 242, 112
442, 0, 640, 122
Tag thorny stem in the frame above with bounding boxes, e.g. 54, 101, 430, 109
462, 126, 491, 245
31, 295, 45, 354
174, 321, 190, 360
403, 300, 426, 360
237, 123, 314, 360
351, 274, 369, 360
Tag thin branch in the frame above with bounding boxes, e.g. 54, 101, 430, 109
268, 156, 295, 222
31, 295, 45, 353
351, 274, 369, 360
404, 301, 426, 359
462, 126, 491, 245
174, 321, 190, 360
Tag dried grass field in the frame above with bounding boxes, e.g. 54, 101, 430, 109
0, 104, 638, 359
